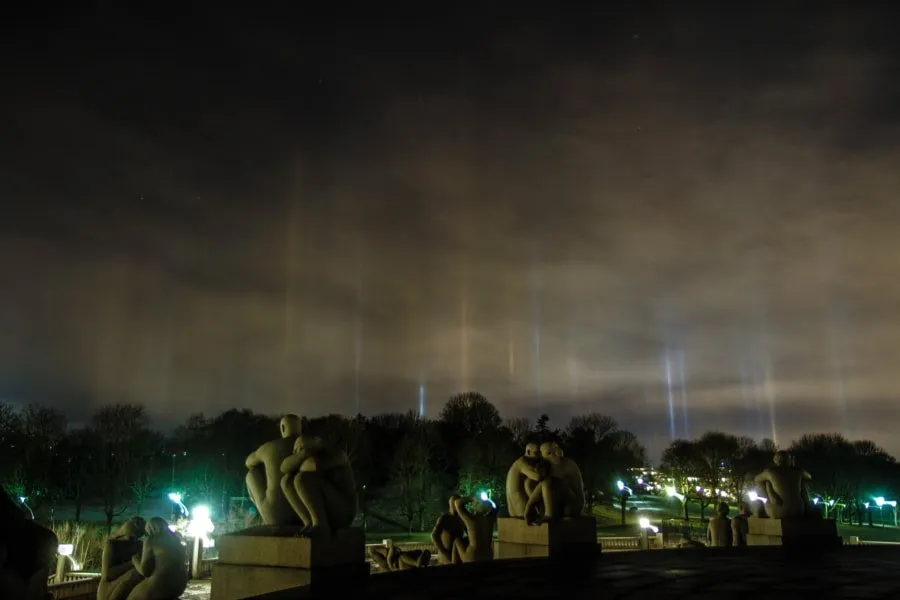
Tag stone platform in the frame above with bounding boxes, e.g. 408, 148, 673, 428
746, 517, 841, 547
211, 526, 366, 600
251, 545, 900, 599
495, 516, 597, 559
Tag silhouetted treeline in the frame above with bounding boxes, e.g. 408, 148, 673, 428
1, 392, 897, 531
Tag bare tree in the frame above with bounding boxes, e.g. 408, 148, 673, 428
91, 404, 150, 530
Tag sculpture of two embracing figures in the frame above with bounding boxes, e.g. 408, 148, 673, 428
245, 414, 358, 536
98, 516, 187, 600
505, 440, 586, 523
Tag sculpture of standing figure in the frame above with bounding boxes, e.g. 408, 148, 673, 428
731, 504, 751, 546
280, 433, 358, 538
753, 451, 812, 519
504, 443, 545, 518
128, 517, 187, 600
245, 415, 303, 525
523, 441, 585, 524
706, 502, 733, 548
451, 496, 497, 563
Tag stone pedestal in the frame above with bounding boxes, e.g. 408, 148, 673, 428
746, 517, 841, 548
495, 517, 598, 560
211, 526, 367, 600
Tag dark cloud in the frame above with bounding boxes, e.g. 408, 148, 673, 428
2, 4, 900, 460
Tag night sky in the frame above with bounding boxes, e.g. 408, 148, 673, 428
4, 4, 900, 460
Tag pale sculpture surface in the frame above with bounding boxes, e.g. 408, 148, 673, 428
128, 517, 187, 600
245, 415, 303, 525
0, 492, 57, 600
279, 430, 358, 537
98, 517, 145, 600
504, 443, 544, 518
753, 451, 812, 519
706, 502, 733, 547
369, 540, 430, 571
430, 495, 465, 563
522, 441, 586, 524
451, 496, 497, 563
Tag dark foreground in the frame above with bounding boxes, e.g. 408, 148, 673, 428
252, 546, 900, 599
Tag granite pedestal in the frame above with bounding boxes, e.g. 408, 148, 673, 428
495, 516, 598, 560
211, 526, 367, 600
746, 517, 841, 548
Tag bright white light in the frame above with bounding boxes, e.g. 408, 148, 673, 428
168, 492, 182, 504
695, 486, 702, 493
639, 518, 650, 528
58, 544, 74, 557
864, 502, 870, 509
617, 480, 625, 491
168, 525, 177, 532
813, 498, 820, 505
18, 496, 26, 503
637, 478, 644, 485
188, 505, 215, 548
665, 486, 676, 497
479, 491, 496, 509
748, 491, 768, 504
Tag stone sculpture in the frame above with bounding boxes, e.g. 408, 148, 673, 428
0, 491, 57, 600
731, 504, 750, 546
706, 502, 733, 548
369, 540, 430, 571
245, 415, 303, 525
430, 495, 465, 564
98, 517, 145, 600
127, 517, 187, 600
504, 443, 545, 518
753, 451, 812, 519
522, 441, 586, 524
279, 431, 358, 537
451, 496, 497, 563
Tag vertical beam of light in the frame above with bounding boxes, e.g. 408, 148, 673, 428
677, 349, 689, 438
418, 381, 426, 418
815, 199, 850, 438
763, 359, 778, 447
663, 351, 676, 440
530, 259, 542, 409
283, 198, 298, 404
460, 283, 469, 391
353, 256, 364, 416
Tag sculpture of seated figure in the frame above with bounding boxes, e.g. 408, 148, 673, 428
505, 443, 545, 518
245, 415, 304, 525
280, 432, 358, 538
127, 517, 187, 600
706, 502, 732, 548
98, 517, 146, 600
753, 451, 812, 519
370, 540, 430, 571
430, 495, 465, 564
523, 441, 585, 524
0, 491, 57, 600
450, 496, 497, 563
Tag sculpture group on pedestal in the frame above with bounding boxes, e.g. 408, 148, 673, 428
98, 516, 188, 600
369, 539, 431, 571
0, 491, 57, 600
244, 415, 359, 536
505, 441, 585, 524
753, 451, 813, 519
430, 495, 497, 563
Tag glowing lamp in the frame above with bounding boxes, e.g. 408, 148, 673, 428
58, 544, 74, 557
637, 477, 644, 485
616, 480, 625, 491
665, 486, 676, 498
167, 492, 182, 504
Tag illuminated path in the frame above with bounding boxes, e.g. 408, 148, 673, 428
254, 546, 900, 599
